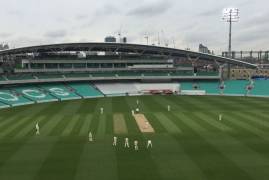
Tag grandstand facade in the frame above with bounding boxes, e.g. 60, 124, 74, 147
1, 42, 267, 109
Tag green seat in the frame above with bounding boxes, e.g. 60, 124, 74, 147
39, 84, 81, 100
68, 83, 103, 98
251, 80, 269, 96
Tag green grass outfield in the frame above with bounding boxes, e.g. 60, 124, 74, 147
0, 95, 269, 180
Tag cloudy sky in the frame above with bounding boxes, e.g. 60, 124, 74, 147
0, 0, 268, 54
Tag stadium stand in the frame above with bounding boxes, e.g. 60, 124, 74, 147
36, 74, 63, 79
7, 74, 35, 80
68, 83, 104, 98
0, 89, 34, 106
0, 75, 6, 81
0, 101, 9, 108
251, 80, 269, 96
13, 86, 58, 103
64, 73, 91, 78
199, 82, 220, 94
223, 80, 248, 95
95, 83, 139, 96
179, 82, 194, 90
38, 84, 81, 100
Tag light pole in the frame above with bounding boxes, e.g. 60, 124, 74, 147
222, 8, 240, 58
222, 8, 239, 79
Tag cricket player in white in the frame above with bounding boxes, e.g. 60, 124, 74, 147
113, 136, 117, 146
167, 105, 170, 112
100, 107, 104, 114
219, 114, 222, 121
35, 122, 40, 135
89, 132, 93, 142
131, 110, 135, 116
134, 140, 138, 150
147, 140, 152, 148
124, 138, 129, 148
136, 108, 139, 113
136, 99, 139, 105
145, 121, 149, 129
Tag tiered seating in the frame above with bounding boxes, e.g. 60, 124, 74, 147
196, 72, 219, 76
0, 101, 9, 108
135, 83, 179, 92
143, 72, 169, 76
0, 89, 34, 106
95, 83, 139, 96
38, 84, 81, 100
117, 72, 141, 77
68, 83, 103, 98
251, 80, 269, 96
171, 71, 193, 76
14, 86, 57, 102
199, 82, 220, 94
91, 72, 116, 77
0, 75, 6, 81
223, 80, 248, 95
64, 73, 90, 78
7, 74, 35, 80
36, 74, 63, 79
179, 82, 193, 90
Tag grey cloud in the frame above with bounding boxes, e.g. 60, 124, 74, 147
127, 0, 172, 17
0, 32, 13, 38
95, 4, 120, 16
44, 30, 67, 38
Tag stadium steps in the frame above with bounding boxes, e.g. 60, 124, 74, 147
91, 83, 106, 97
38, 84, 81, 101
63, 83, 84, 99
10, 89, 36, 103
223, 80, 248, 95
36, 87, 61, 101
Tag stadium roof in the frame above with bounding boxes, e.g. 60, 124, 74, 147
0, 42, 257, 68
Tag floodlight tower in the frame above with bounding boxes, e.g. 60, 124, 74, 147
222, 8, 240, 58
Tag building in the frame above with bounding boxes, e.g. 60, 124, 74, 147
199, 44, 210, 54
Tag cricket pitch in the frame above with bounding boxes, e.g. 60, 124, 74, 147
133, 114, 155, 133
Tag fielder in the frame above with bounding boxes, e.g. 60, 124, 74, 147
35, 122, 40, 135
124, 137, 129, 148
113, 136, 117, 146
100, 107, 104, 114
136, 99, 139, 105
89, 132, 93, 142
219, 114, 222, 121
167, 105, 170, 112
131, 110, 135, 116
147, 140, 152, 148
134, 140, 138, 150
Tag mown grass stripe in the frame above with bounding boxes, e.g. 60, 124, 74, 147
96, 114, 106, 139
78, 114, 93, 136
154, 112, 182, 134
174, 112, 206, 132
234, 111, 269, 130
0, 117, 31, 137
75, 135, 118, 180
225, 113, 269, 141
149, 134, 207, 180
195, 112, 233, 131
41, 115, 65, 136
176, 113, 269, 180
123, 113, 141, 134
35, 137, 84, 180
14, 116, 46, 138
62, 115, 80, 136
0, 115, 22, 131
143, 113, 167, 134
0, 137, 58, 180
